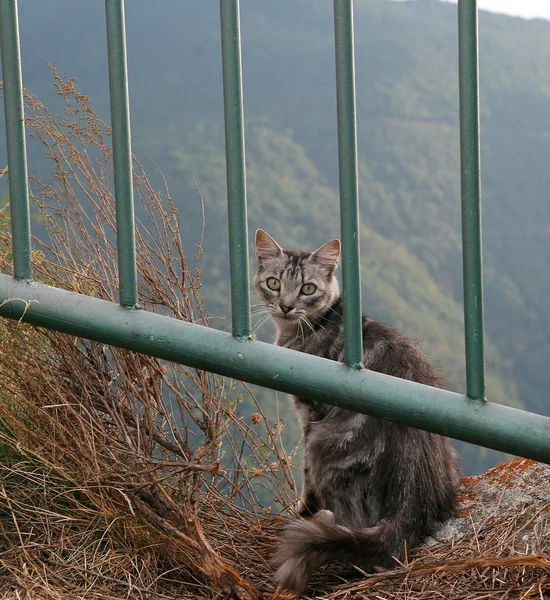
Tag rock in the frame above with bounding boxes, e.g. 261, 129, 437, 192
425, 457, 550, 552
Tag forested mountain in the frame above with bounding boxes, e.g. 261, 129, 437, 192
2, 0, 550, 475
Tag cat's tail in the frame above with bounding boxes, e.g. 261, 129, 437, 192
273, 515, 403, 595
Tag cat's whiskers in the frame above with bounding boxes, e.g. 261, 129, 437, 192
299, 318, 306, 344
300, 315, 325, 349
293, 317, 305, 346
311, 315, 329, 334
325, 304, 342, 322
252, 313, 272, 337
252, 310, 270, 325
251, 302, 278, 319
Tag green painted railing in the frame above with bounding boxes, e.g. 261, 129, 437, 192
1, 0, 549, 464
458, 0, 485, 402
334, 0, 363, 370
220, 0, 250, 341
0, 0, 31, 281
105, 0, 139, 309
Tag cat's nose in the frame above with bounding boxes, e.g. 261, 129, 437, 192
280, 305, 292, 314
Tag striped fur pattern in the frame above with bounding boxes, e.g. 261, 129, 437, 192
254, 230, 460, 595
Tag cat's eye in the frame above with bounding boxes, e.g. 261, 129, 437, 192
301, 283, 317, 295
266, 277, 281, 291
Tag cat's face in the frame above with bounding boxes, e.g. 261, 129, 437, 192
254, 229, 341, 326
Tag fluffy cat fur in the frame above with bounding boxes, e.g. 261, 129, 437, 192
254, 229, 460, 595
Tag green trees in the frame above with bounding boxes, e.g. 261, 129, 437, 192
3, 0, 550, 474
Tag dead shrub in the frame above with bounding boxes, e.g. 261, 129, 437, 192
0, 69, 295, 600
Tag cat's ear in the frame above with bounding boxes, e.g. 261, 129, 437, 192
311, 239, 341, 270
256, 229, 283, 261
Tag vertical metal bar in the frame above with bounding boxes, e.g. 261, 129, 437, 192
334, 0, 362, 369
458, 0, 485, 401
0, 0, 32, 280
105, 0, 138, 308
220, 0, 250, 341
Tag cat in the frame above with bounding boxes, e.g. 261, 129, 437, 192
253, 229, 461, 595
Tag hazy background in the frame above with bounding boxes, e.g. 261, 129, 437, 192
1, 0, 549, 477
441, 0, 550, 20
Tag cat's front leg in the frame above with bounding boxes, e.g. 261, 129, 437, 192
297, 466, 320, 518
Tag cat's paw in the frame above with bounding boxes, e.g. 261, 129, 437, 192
314, 509, 334, 524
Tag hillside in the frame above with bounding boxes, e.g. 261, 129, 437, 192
1, 0, 550, 475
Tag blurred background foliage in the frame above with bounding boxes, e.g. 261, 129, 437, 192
2, 0, 550, 476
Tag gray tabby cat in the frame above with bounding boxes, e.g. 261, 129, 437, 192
253, 229, 460, 595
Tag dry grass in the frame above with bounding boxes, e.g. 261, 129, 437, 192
0, 70, 548, 600
310, 499, 550, 600
0, 69, 293, 600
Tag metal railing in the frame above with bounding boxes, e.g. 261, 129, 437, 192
0, 0, 549, 463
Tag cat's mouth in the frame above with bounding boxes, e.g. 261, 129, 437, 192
277, 312, 298, 320
271, 309, 300, 321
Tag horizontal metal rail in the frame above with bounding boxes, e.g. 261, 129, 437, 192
105, 0, 138, 309
0, 0, 32, 280
1, 274, 549, 464
220, 0, 250, 341
458, 0, 485, 401
334, 0, 363, 369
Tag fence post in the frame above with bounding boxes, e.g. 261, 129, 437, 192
334, 0, 363, 369
220, 0, 250, 341
458, 0, 485, 401
105, 0, 139, 309
0, 0, 32, 280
